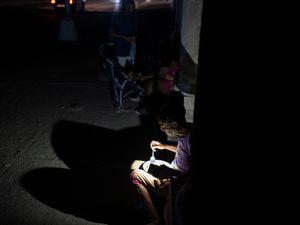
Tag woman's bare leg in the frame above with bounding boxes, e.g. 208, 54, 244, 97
136, 183, 162, 225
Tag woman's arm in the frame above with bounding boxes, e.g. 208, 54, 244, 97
162, 144, 177, 153
150, 140, 177, 153
110, 31, 135, 42
139, 72, 155, 81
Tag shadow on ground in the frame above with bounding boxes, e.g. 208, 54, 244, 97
21, 117, 169, 225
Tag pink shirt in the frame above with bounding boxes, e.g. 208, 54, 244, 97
161, 65, 179, 94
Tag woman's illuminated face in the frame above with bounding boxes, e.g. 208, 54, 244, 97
159, 121, 178, 137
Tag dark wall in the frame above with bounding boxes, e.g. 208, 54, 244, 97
190, 1, 295, 224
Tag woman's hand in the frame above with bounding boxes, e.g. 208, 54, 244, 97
154, 179, 170, 192
150, 140, 165, 151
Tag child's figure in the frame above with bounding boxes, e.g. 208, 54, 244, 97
156, 59, 179, 95
133, 57, 179, 114
139, 57, 179, 97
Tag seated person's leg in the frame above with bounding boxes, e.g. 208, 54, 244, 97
145, 79, 154, 97
130, 161, 166, 225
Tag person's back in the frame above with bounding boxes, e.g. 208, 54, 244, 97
109, 0, 137, 67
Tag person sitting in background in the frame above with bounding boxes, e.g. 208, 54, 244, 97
134, 54, 179, 114
109, 0, 138, 67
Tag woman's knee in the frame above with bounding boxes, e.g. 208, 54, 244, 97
130, 160, 144, 170
130, 169, 142, 185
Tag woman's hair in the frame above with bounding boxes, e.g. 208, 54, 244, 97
157, 91, 186, 125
